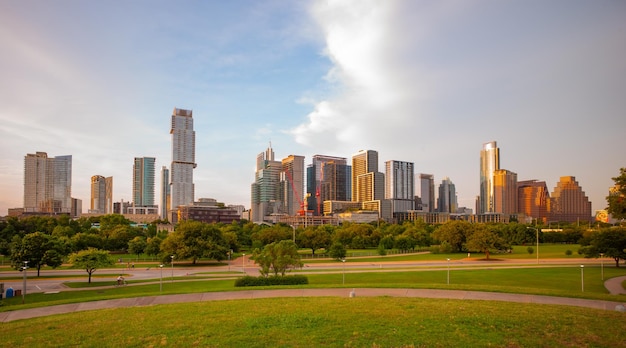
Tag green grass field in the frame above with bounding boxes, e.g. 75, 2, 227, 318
1, 297, 624, 347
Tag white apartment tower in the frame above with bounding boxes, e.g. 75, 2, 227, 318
24, 152, 72, 214
170, 108, 196, 211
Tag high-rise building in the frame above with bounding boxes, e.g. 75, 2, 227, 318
133, 157, 156, 207
306, 155, 348, 215
385, 160, 415, 213
352, 150, 383, 202
251, 144, 282, 222
281, 155, 305, 216
160, 166, 170, 220
494, 169, 518, 216
518, 180, 550, 223
320, 160, 351, 202
437, 177, 457, 213
549, 176, 592, 223
170, 108, 196, 211
90, 175, 113, 214
418, 174, 435, 212
23, 152, 72, 214
479, 141, 500, 214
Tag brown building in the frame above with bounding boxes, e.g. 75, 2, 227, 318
175, 198, 240, 224
549, 176, 592, 223
493, 169, 518, 216
518, 180, 550, 223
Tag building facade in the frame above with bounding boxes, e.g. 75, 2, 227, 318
90, 175, 113, 214
250, 144, 282, 222
418, 173, 435, 212
549, 176, 592, 223
133, 157, 156, 207
385, 160, 415, 213
170, 108, 196, 211
23, 152, 72, 214
493, 169, 518, 216
517, 180, 549, 223
479, 141, 500, 214
437, 177, 457, 213
160, 166, 170, 220
306, 155, 348, 216
352, 150, 384, 202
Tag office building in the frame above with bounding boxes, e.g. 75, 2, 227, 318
130, 157, 156, 215
437, 177, 457, 213
479, 141, 500, 214
418, 174, 435, 212
494, 169, 518, 216
352, 150, 384, 202
517, 180, 550, 223
306, 155, 349, 215
160, 166, 170, 220
170, 108, 196, 211
250, 144, 282, 222
385, 160, 415, 213
90, 175, 113, 214
549, 176, 592, 223
281, 155, 305, 216
23, 152, 72, 214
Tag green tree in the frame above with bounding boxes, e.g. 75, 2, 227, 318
465, 225, 508, 260
160, 221, 228, 264
144, 236, 162, 256
433, 220, 474, 252
10, 232, 69, 276
127, 236, 147, 258
579, 228, 626, 267
68, 248, 114, 283
298, 226, 331, 255
328, 242, 347, 260
606, 168, 626, 220
252, 240, 303, 277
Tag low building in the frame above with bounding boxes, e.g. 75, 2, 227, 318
174, 198, 241, 224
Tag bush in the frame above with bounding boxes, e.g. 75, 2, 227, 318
527, 246, 534, 255
234, 275, 309, 287
565, 249, 572, 256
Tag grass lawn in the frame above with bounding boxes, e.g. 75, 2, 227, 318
1, 297, 624, 347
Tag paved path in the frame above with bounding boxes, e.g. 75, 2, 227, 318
1, 287, 625, 323
604, 275, 626, 295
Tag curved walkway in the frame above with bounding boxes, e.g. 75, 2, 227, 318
1, 287, 625, 323
604, 275, 626, 295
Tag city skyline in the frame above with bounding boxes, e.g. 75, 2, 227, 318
1, 1, 625, 216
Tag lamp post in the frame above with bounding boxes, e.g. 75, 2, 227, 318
600, 253, 604, 281
290, 225, 296, 242
342, 259, 346, 285
535, 227, 539, 264
22, 261, 28, 304
159, 264, 163, 292
170, 255, 175, 283
580, 265, 584, 292
242, 253, 245, 274
446, 258, 450, 285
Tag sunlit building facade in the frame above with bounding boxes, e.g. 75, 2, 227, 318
23, 152, 72, 214
90, 175, 113, 214
479, 141, 500, 214
170, 108, 196, 211
281, 155, 305, 216
494, 169, 517, 216
517, 180, 549, 223
549, 176, 592, 223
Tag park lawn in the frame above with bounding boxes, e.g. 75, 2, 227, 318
2, 266, 625, 312
1, 297, 624, 347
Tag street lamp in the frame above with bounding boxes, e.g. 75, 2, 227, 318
600, 253, 604, 281
580, 265, 585, 292
242, 253, 245, 274
22, 261, 28, 304
159, 264, 163, 292
446, 258, 450, 285
170, 255, 175, 283
342, 259, 346, 285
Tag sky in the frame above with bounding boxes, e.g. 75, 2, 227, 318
1, 0, 625, 217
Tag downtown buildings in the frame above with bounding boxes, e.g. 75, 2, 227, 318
23, 152, 78, 216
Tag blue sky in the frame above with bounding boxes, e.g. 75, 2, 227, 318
1, 0, 625, 217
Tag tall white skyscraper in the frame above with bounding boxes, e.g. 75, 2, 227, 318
385, 160, 415, 213
23, 152, 72, 214
251, 143, 282, 222
479, 141, 500, 214
170, 108, 196, 211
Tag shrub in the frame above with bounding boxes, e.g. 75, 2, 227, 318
234, 275, 309, 287
565, 249, 572, 256
527, 246, 534, 255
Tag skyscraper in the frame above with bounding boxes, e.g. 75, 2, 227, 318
385, 160, 415, 212
251, 143, 282, 222
90, 175, 113, 214
160, 166, 170, 220
494, 169, 517, 215
352, 150, 383, 202
133, 157, 156, 207
281, 155, 305, 216
306, 155, 348, 215
550, 176, 592, 223
437, 177, 457, 213
479, 141, 500, 214
23, 152, 72, 214
170, 108, 196, 211
418, 174, 435, 212
518, 180, 550, 223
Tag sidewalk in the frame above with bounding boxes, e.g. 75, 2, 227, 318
1, 287, 624, 323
